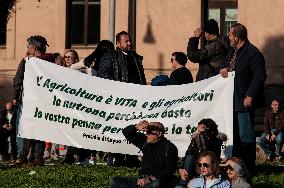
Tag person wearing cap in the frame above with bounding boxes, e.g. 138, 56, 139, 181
220, 157, 251, 188
187, 19, 227, 81
110, 120, 178, 188
188, 151, 230, 188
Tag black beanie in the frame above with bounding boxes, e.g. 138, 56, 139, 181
202, 19, 219, 36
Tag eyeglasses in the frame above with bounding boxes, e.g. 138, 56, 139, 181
146, 130, 159, 136
197, 163, 210, 168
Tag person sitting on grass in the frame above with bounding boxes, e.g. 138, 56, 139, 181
220, 157, 251, 188
110, 120, 178, 188
188, 151, 230, 188
177, 118, 226, 187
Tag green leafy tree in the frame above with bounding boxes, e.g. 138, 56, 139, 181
0, 0, 16, 36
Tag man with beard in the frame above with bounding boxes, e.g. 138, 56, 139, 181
220, 23, 266, 177
98, 31, 146, 167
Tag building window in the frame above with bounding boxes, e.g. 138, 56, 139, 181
208, 0, 238, 37
67, 0, 101, 47
0, 24, 6, 46
0, 31, 6, 46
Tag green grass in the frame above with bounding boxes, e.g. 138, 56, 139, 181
0, 163, 283, 188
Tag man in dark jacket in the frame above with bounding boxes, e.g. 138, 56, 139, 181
187, 19, 227, 81
168, 52, 193, 85
98, 31, 146, 85
98, 31, 146, 166
258, 99, 284, 160
13, 35, 55, 166
220, 23, 266, 176
110, 120, 178, 188
0, 102, 17, 161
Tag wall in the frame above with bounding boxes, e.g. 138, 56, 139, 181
239, 0, 284, 85
136, 0, 201, 81
1, 0, 284, 107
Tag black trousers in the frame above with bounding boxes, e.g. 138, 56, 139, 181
19, 138, 45, 161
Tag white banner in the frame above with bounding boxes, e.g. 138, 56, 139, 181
19, 57, 234, 157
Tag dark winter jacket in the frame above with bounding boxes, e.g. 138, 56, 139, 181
13, 53, 55, 104
168, 67, 193, 85
98, 48, 146, 84
0, 108, 17, 137
187, 37, 227, 81
122, 125, 178, 188
183, 131, 223, 162
264, 109, 284, 135
221, 41, 266, 111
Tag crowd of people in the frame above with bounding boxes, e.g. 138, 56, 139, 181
0, 18, 283, 188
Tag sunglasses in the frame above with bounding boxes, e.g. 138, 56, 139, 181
197, 163, 210, 168
146, 130, 159, 136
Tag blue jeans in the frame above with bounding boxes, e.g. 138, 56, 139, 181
258, 131, 284, 156
15, 105, 23, 155
237, 111, 255, 143
110, 176, 161, 188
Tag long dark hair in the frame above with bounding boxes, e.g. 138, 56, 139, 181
83, 40, 114, 70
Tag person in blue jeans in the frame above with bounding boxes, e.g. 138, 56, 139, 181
258, 99, 284, 160
220, 23, 266, 175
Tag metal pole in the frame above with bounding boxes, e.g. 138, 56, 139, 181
128, 0, 136, 50
109, 0, 115, 42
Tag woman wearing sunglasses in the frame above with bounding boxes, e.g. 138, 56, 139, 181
220, 157, 251, 188
188, 151, 230, 188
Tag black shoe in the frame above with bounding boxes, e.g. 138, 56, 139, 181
32, 159, 44, 166
14, 158, 28, 166
1, 154, 10, 161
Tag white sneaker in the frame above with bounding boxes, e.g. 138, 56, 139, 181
89, 160, 96, 165
89, 156, 96, 165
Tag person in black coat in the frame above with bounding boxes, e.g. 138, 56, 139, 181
98, 31, 146, 167
98, 31, 146, 85
0, 102, 17, 161
187, 19, 227, 81
168, 52, 193, 85
110, 121, 178, 188
220, 23, 266, 176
